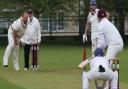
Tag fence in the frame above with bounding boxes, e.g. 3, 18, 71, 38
0, 16, 83, 37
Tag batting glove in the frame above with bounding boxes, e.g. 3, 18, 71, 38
83, 34, 87, 43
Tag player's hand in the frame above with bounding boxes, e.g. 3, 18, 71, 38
83, 34, 87, 43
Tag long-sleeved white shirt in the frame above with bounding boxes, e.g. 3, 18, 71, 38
97, 18, 123, 48
21, 16, 41, 44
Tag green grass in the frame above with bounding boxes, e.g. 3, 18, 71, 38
0, 45, 128, 89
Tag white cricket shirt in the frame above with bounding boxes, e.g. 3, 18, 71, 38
87, 9, 100, 32
98, 18, 123, 46
9, 17, 28, 38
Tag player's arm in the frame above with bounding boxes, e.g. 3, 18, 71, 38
84, 22, 91, 36
97, 25, 107, 49
37, 20, 41, 45
97, 33, 107, 49
83, 22, 91, 43
13, 30, 18, 46
83, 14, 91, 42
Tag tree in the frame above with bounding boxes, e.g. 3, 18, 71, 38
0, 0, 79, 18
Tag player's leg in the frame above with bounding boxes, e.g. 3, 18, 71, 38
83, 72, 89, 89
105, 45, 122, 89
91, 36, 98, 57
13, 45, 20, 71
110, 71, 118, 89
24, 44, 31, 70
91, 32, 99, 56
106, 45, 123, 60
3, 33, 14, 67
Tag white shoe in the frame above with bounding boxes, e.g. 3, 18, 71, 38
24, 68, 28, 71
15, 68, 20, 71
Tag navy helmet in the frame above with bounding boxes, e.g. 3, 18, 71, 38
94, 47, 104, 56
90, 0, 96, 5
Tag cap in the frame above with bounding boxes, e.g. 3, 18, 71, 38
27, 9, 33, 14
97, 9, 106, 18
90, 0, 96, 5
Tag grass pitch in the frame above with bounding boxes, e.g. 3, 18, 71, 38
0, 45, 128, 89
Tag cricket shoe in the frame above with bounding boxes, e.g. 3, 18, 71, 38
24, 68, 28, 71
3, 65, 8, 70
15, 68, 20, 71
31, 65, 38, 71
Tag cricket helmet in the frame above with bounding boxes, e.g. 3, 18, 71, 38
97, 9, 106, 18
94, 47, 104, 56
90, 0, 96, 5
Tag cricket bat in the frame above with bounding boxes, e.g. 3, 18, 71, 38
78, 57, 93, 69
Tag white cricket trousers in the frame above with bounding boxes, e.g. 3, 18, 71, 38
82, 69, 118, 89
3, 31, 20, 70
91, 32, 99, 56
106, 44, 123, 59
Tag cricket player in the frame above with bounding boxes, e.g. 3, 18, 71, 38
82, 48, 118, 89
21, 9, 41, 71
83, 0, 99, 56
97, 9, 123, 89
83, 0, 109, 56
3, 12, 30, 71
97, 9, 123, 60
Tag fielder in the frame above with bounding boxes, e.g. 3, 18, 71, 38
80, 48, 118, 89
3, 12, 30, 71
21, 9, 41, 71
83, 0, 109, 56
97, 9, 123, 89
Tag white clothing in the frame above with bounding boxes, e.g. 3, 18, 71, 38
82, 56, 118, 89
97, 18, 123, 59
21, 17, 41, 44
87, 9, 100, 32
88, 57, 113, 80
87, 9, 100, 54
3, 17, 29, 70
9, 17, 28, 38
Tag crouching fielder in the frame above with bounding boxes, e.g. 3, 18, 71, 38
81, 48, 118, 89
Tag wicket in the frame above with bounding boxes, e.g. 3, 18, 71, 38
31, 44, 39, 70
109, 59, 120, 89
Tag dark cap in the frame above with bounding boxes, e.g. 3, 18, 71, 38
27, 9, 33, 14
97, 9, 106, 18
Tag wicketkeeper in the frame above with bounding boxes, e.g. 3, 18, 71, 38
80, 48, 118, 89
